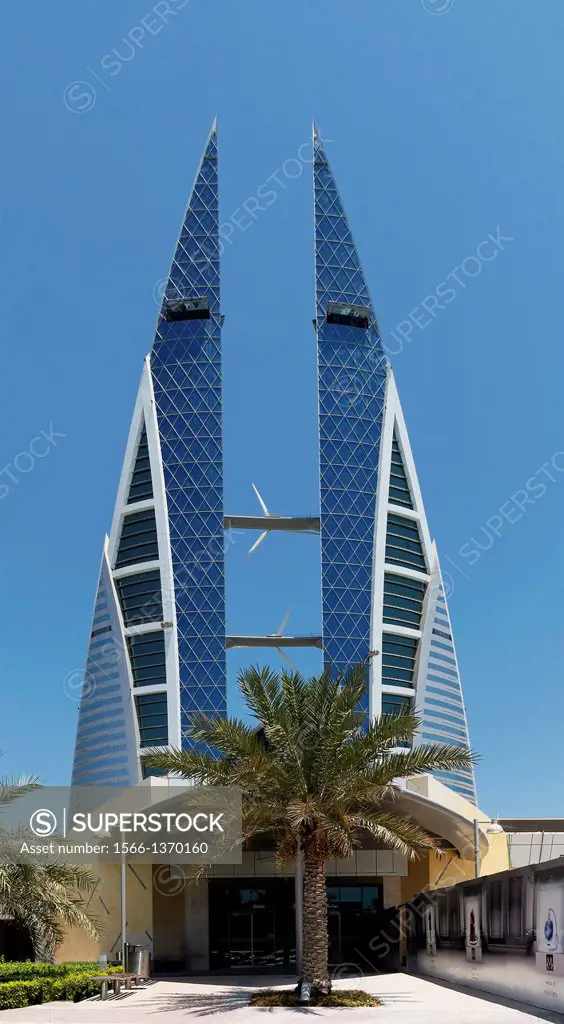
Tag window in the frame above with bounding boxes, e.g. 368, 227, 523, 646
423, 718, 467, 740
431, 639, 454, 654
382, 633, 418, 688
432, 627, 452, 641
127, 630, 166, 688
428, 661, 458, 678
326, 301, 370, 329
382, 694, 413, 716
389, 434, 413, 509
126, 425, 153, 504
135, 692, 168, 747
382, 694, 413, 747
421, 733, 465, 746
385, 513, 427, 572
325, 884, 381, 912
429, 647, 457, 666
448, 891, 460, 936
73, 744, 128, 768
115, 509, 159, 569
425, 696, 464, 714
142, 765, 166, 779
91, 624, 112, 638
433, 770, 474, 785
437, 895, 449, 937
163, 296, 210, 321
508, 876, 523, 936
383, 573, 426, 627
489, 880, 503, 939
116, 570, 163, 627
427, 674, 460, 689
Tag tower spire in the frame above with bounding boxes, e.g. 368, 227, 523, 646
313, 128, 387, 700
155, 117, 219, 321
313, 125, 381, 326
150, 117, 227, 731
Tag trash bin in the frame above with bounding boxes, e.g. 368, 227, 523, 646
131, 945, 151, 979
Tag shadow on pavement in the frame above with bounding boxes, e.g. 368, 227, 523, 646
418, 974, 564, 1023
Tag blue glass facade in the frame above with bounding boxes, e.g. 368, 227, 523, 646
314, 128, 387, 700
150, 122, 227, 735
71, 553, 139, 785
72, 122, 474, 804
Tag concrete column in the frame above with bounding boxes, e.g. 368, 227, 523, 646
185, 879, 210, 972
383, 876, 402, 909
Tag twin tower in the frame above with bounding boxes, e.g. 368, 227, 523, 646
71, 122, 476, 803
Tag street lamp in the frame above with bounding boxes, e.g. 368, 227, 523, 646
473, 818, 504, 878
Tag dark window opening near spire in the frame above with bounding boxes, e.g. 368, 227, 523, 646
163, 296, 210, 322
115, 508, 159, 569
135, 692, 168, 747
385, 513, 427, 573
389, 433, 414, 509
127, 425, 153, 505
326, 302, 369, 329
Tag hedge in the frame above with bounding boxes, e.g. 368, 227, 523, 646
0, 960, 123, 981
0, 962, 124, 1008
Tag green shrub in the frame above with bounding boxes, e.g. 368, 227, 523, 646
0, 981, 49, 1010
0, 962, 124, 1006
0, 960, 123, 982
49, 973, 101, 1002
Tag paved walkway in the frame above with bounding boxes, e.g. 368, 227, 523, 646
1, 974, 562, 1023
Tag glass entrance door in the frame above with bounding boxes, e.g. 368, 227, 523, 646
228, 911, 252, 968
327, 883, 383, 971
250, 908, 276, 966
228, 907, 276, 968
210, 880, 295, 971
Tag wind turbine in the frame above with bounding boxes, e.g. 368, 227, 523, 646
246, 483, 317, 557
269, 609, 297, 671
247, 484, 272, 556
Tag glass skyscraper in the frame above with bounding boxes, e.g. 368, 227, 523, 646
71, 121, 476, 804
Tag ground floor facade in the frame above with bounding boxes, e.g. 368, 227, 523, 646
55, 834, 509, 974
52, 776, 510, 973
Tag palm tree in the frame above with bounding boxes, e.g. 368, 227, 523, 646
143, 665, 477, 993
0, 760, 100, 961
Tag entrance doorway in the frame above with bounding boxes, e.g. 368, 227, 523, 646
209, 877, 398, 974
327, 882, 398, 973
209, 880, 295, 971
229, 906, 276, 968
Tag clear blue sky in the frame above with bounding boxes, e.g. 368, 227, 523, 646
1, 0, 562, 816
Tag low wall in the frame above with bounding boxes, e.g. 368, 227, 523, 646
409, 856, 564, 1016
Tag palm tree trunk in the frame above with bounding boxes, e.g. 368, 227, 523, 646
302, 854, 330, 993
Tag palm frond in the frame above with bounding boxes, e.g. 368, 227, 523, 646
0, 777, 41, 807
352, 809, 437, 856
377, 743, 478, 783
237, 665, 285, 727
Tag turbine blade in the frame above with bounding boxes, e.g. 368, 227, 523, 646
252, 482, 271, 517
247, 531, 268, 557
275, 608, 292, 637
277, 646, 297, 671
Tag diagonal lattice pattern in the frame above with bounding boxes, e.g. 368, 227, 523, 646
314, 129, 388, 707
150, 124, 227, 737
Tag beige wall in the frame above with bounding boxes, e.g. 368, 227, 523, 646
56, 861, 153, 964
400, 832, 510, 906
